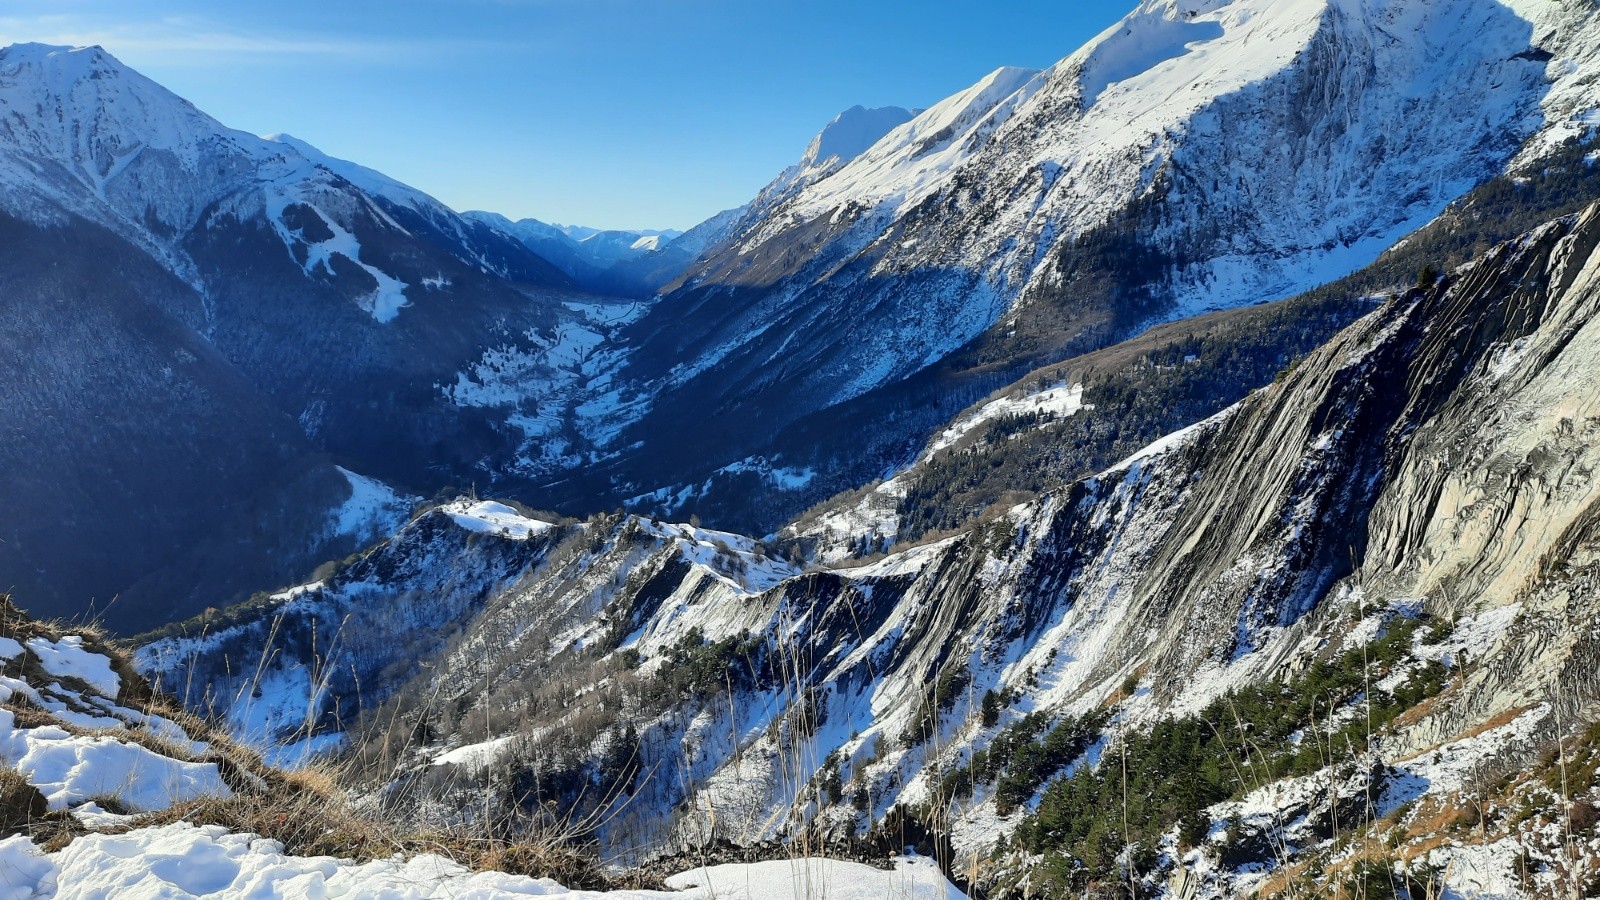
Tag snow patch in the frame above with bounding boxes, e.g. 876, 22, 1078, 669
927, 383, 1087, 456
1426, 837, 1526, 899
328, 466, 412, 544
0, 637, 25, 662
716, 457, 817, 491
25, 635, 120, 698
264, 191, 413, 322
432, 734, 519, 770
269, 581, 323, 602
0, 823, 966, 899
664, 855, 965, 899
0, 708, 231, 813
444, 500, 554, 541
1388, 705, 1548, 803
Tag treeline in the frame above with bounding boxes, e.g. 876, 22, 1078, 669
1010, 615, 1451, 891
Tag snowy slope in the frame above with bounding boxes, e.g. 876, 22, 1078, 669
661, 205, 746, 263
578, 0, 1600, 532
729, 104, 920, 232
806, 106, 923, 170
763, 69, 1041, 238
756, 0, 1600, 316
0, 615, 236, 825
0, 44, 571, 304
0, 829, 963, 900
0, 599, 966, 899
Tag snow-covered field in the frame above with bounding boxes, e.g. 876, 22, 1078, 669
0, 637, 231, 820
0, 824, 964, 900
444, 501, 556, 541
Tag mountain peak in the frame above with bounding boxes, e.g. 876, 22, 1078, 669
0, 42, 110, 66
775, 64, 1042, 222
0, 42, 151, 98
800, 104, 918, 171
0, 39, 260, 220
261, 131, 315, 154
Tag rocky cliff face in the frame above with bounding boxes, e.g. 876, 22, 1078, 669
142, 202, 1600, 894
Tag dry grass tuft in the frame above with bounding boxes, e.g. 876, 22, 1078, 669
0, 766, 85, 851
0, 592, 631, 889
0, 767, 47, 831
133, 778, 397, 861
132, 771, 623, 890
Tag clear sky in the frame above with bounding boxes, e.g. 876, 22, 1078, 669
1, 1, 1133, 230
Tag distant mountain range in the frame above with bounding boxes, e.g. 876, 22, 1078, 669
462, 208, 741, 297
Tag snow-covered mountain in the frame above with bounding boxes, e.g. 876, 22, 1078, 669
0, 43, 610, 629
143, 200, 1600, 897
0, 44, 572, 294
705, 0, 1599, 323
724, 104, 920, 234
542, 0, 1600, 534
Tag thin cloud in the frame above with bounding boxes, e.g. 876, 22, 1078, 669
0, 15, 505, 65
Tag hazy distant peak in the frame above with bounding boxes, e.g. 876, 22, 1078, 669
800, 105, 919, 171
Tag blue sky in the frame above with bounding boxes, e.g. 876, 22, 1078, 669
1, 1, 1133, 230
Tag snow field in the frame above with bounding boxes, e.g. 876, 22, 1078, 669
0, 824, 964, 900
444, 501, 555, 541
0, 639, 233, 819
926, 383, 1087, 456
21, 637, 119, 700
